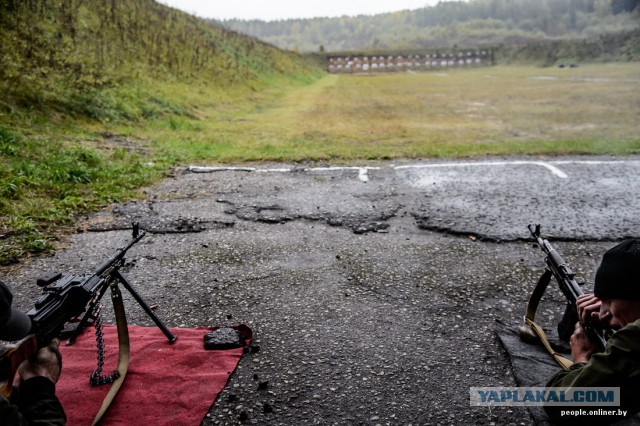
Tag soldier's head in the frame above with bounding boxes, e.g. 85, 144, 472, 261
594, 239, 640, 329
0, 281, 32, 341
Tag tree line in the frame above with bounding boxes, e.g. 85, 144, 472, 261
220, 0, 639, 52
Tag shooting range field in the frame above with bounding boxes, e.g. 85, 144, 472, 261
146, 63, 640, 163
2, 63, 640, 264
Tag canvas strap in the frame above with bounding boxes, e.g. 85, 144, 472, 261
92, 283, 130, 425
522, 269, 574, 370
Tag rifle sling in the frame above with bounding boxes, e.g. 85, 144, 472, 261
524, 318, 574, 370
524, 268, 574, 371
92, 283, 130, 426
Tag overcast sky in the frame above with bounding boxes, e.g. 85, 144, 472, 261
157, 1, 449, 21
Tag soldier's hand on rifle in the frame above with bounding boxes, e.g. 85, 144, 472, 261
576, 294, 602, 324
570, 322, 598, 363
15, 339, 62, 386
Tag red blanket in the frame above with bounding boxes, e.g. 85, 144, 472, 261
57, 324, 251, 425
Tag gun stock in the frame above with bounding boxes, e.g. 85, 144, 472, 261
0, 336, 37, 397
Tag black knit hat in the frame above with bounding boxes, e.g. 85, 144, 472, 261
0, 281, 33, 341
594, 239, 640, 301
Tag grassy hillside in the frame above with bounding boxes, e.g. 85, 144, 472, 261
0, 0, 320, 120
0, 0, 322, 264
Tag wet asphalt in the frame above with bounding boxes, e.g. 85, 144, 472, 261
4, 155, 640, 425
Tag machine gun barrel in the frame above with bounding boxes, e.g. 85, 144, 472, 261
93, 223, 145, 278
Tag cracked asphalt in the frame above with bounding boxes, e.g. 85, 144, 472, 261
4, 155, 640, 425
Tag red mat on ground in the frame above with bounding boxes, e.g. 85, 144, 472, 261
57, 324, 251, 425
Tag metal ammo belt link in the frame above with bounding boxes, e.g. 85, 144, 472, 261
90, 305, 120, 385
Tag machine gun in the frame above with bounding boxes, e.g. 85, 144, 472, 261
0, 223, 176, 423
520, 224, 612, 369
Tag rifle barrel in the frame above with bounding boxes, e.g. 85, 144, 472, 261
94, 230, 145, 276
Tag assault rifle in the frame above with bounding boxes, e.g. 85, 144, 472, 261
520, 225, 611, 368
0, 223, 177, 408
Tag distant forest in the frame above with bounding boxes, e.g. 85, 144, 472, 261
220, 0, 640, 52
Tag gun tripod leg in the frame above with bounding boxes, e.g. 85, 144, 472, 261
113, 270, 177, 343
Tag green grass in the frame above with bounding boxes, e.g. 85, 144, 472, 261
2, 63, 640, 263
135, 63, 640, 164
0, 126, 168, 264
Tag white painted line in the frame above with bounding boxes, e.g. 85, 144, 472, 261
255, 168, 293, 173
310, 166, 378, 172
187, 165, 380, 182
549, 160, 640, 165
394, 161, 568, 178
532, 162, 567, 178
188, 166, 256, 172
189, 160, 639, 181
358, 168, 370, 182
308, 166, 380, 182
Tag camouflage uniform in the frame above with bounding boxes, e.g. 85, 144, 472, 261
0, 377, 66, 425
545, 319, 640, 424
